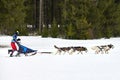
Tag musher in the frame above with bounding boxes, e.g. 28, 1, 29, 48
8, 31, 19, 57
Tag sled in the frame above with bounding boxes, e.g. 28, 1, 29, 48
17, 44, 53, 56
8, 38, 53, 57
8, 39, 37, 57
8, 45, 53, 57
8, 44, 37, 57
17, 44, 37, 56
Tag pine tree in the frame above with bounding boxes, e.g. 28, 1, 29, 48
42, 25, 48, 37
0, 0, 26, 34
67, 23, 75, 39
50, 18, 59, 38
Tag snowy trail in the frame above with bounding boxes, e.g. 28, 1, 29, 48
1, 54, 120, 80
0, 36, 120, 80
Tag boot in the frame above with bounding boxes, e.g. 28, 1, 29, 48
9, 50, 14, 57
10, 53, 13, 57
8, 50, 13, 54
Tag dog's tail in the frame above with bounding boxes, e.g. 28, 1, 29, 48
54, 45, 59, 49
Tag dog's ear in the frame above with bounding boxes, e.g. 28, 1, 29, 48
110, 44, 113, 46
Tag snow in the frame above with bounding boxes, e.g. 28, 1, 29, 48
0, 36, 120, 80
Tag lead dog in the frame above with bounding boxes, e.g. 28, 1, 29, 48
91, 44, 114, 54
101, 44, 114, 53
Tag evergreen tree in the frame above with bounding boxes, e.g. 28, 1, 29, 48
42, 25, 48, 37
67, 23, 75, 39
24, 0, 35, 25
1, 0, 120, 38
61, 0, 92, 39
0, 0, 26, 34
50, 18, 59, 38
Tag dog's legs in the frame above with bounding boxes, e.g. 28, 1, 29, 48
67, 50, 71, 55
98, 50, 101, 54
95, 50, 99, 54
57, 51, 61, 55
77, 50, 80, 54
77, 50, 81, 55
95, 50, 97, 54
58, 50, 62, 55
67, 51, 70, 55
106, 51, 108, 54
55, 50, 59, 55
80, 51, 83, 55
97, 49, 102, 54
105, 47, 110, 54
105, 50, 109, 54
55, 50, 58, 55
63, 51, 66, 55
64, 51, 70, 55
101, 50, 104, 54
55, 49, 61, 55
69, 49, 74, 55
77, 51, 79, 54
69, 51, 73, 55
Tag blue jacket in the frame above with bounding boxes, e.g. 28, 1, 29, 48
11, 33, 18, 42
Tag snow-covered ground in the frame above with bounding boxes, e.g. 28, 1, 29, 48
0, 36, 120, 80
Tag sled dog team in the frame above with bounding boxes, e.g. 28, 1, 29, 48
54, 44, 114, 55
8, 31, 114, 56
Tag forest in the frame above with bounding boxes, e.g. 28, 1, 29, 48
0, 0, 120, 39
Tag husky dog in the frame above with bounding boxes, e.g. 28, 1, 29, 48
101, 44, 114, 54
91, 44, 114, 54
54, 45, 88, 55
70, 46, 88, 55
54, 45, 71, 55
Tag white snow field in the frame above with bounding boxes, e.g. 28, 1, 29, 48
0, 36, 120, 80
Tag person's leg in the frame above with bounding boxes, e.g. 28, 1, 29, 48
8, 49, 13, 54
9, 50, 14, 57
11, 42, 17, 50
10, 42, 17, 57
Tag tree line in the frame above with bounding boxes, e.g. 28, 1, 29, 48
0, 0, 120, 39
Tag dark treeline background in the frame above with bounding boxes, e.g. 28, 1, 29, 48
0, 0, 120, 39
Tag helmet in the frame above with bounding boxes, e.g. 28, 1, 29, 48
15, 31, 19, 35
